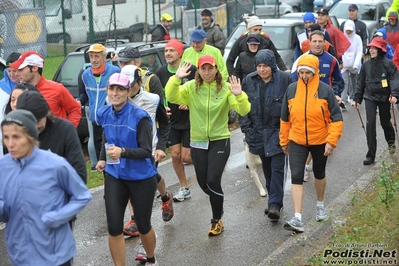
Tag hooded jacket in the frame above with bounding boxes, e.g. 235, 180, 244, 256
339, 17, 368, 54
280, 54, 343, 147
150, 24, 171, 42
235, 33, 262, 80
227, 33, 288, 75
375, 28, 394, 60
0, 147, 92, 266
353, 52, 399, 104
384, 11, 399, 52
323, 18, 351, 59
197, 19, 226, 55
341, 20, 363, 72
165, 74, 251, 142
239, 50, 294, 156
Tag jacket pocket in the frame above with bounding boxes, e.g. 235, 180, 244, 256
367, 78, 388, 94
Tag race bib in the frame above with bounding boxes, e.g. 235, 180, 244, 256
190, 140, 209, 150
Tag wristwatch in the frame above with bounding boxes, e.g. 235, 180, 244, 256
121, 148, 126, 158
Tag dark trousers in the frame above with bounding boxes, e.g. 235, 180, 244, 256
92, 122, 104, 160
259, 153, 286, 210
364, 99, 395, 159
191, 139, 230, 220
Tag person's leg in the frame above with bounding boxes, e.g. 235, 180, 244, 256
348, 71, 358, 100
85, 106, 97, 167
364, 99, 378, 161
104, 173, 130, 266
191, 147, 210, 195
130, 176, 157, 262
259, 154, 272, 200
378, 101, 395, 147
341, 70, 349, 102
310, 144, 329, 221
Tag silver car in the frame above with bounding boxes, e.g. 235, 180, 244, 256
224, 19, 304, 69
329, 0, 391, 41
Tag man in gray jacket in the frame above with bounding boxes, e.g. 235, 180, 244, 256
197, 9, 226, 55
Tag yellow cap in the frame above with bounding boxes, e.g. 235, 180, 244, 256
160, 13, 173, 21
87, 43, 106, 53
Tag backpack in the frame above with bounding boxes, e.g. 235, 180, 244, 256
140, 68, 156, 93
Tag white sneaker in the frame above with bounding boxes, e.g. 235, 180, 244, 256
303, 166, 310, 182
173, 187, 191, 202
135, 241, 147, 262
145, 257, 159, 266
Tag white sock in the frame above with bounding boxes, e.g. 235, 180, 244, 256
294, 213, 302, 221
317, 201, 324, 208
305, 164, 310, 171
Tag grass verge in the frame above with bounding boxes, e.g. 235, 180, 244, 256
307, 160, 399, 265
86, 163, 104, 189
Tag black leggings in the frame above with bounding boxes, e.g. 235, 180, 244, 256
104, 173, 157, 236
191, 139, 230, 220
289, 141, 327, 185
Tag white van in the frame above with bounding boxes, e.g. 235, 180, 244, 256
30, 0, 183, 44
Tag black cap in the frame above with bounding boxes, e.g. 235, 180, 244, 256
201, 9, 212, 16
348, 4, 358, 11
6, 52, 21, 68
16, 90, 49, 120
2, 109, 38, 140
317, 8, 329, 15
118, 46, 141, 62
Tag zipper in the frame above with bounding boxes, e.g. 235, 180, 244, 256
305, 83, 308, 146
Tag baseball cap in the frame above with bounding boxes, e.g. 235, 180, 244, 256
190, 29, 207, 42
247, 37, 260, 45
197, 55, 216, 67
348, 4, 358, 11
317, 8, 329, 15
9, 51, 44, 70
160, 13, 173, 21
107, 73, 131, 89
374, 32, 383, 37
118, 46, 141, 62
87, 43, 106, 53
201, 9, 212, 16
6, 52, 21, 68
121, 65, 142, 87
2, 109, 38, 140
16, 90, 49, 120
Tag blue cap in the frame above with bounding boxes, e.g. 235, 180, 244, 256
303, 12, 316, 23
190, 29, 207, 42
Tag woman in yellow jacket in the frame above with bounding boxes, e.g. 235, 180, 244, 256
165, 55, 250, 236
279, 54, 343, 232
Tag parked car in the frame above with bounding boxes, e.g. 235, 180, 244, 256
53, 40, 187, 141
224, 19, 305, 69
280, 0, 302, 12
0, 57, 6, 80
281, 12, 340, 28
254, 0, 294, 18
314, 0, 342, 12
329, 0, 391, 41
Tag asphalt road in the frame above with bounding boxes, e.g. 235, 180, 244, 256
0, 105, 393, 266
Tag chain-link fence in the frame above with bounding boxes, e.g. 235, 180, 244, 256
0, 0, 280, 78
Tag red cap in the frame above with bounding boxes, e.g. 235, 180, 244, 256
367, 37, 387, 53
197, 55, 216, 67
9, 51, 44, 69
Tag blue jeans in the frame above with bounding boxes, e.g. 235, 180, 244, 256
85, 106, 97, 166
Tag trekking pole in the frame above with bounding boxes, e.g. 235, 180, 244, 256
356, 108, 367, 137
391, 103, 399, 144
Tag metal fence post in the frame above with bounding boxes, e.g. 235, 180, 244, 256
61, 0, 67, 56
88, 0, 94, 43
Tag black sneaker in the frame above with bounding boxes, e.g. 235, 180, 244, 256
339, 102, 346, 111
268, 207, 280, 222
388, 144, 396, 154
363, 157, 375, 165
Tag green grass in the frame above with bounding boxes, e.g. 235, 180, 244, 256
306, 160, 399, 265
42, 44, 80, 80
86, 163, 104, 189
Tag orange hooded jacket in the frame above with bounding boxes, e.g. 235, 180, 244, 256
280, 54, 343, 147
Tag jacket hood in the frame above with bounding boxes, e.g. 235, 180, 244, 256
297, 54, 319, 73
376, 28, 387, 40
255, 49, 277, 72
246, 33, 262, 54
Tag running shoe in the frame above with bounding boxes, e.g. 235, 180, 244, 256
283, 217, 304, 232
316, 206, 328, 221
173, 187, 191, 202
135, 241, 147, 262
161, 192, 174, 221
123, 219, 139, 237
208, 219, 224, 236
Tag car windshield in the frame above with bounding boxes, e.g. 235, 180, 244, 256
226, 25, 292, 49
54, 54, 85, 97
330, 3, 377, 21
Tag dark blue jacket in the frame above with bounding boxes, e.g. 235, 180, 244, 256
239, 50, 294, 156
